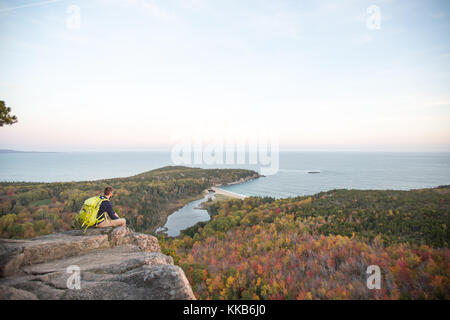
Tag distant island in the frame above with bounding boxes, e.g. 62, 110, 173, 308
0, 149, 59, 153
0, 149, 40, 153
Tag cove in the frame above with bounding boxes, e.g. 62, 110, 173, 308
155, 194, 213, 237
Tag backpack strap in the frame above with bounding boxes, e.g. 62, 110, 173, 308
96, 197, 111, 224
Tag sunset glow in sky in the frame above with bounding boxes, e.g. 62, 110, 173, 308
1, 0, 449, 151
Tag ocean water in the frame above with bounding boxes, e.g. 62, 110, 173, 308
2, 151, 449, 236
221, 152, 450, 198
0, 152, 172, 182
0, 152, 449, 199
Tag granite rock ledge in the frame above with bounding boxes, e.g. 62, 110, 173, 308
0, 227, 195, 300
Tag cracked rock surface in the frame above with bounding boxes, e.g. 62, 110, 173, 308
0, 227, 195, 300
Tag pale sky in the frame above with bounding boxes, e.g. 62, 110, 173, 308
0, 0, 449, 152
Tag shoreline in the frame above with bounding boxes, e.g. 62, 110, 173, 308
209, 187, 247, 199
151, 193, 205, 235
204, 173, 261, 200
154, 173, 260, 235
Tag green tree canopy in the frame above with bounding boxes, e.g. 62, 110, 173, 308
0, 100, 18, 126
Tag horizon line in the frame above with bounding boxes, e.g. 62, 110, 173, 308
1, 148, 450, 154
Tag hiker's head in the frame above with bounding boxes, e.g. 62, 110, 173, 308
104, 187, 113, 199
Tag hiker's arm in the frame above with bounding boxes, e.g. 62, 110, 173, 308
104, 202, 118, 220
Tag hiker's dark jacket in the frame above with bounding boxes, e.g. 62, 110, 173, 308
96, 195, 117, 220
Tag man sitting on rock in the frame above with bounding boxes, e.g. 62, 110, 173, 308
95, 187, 126, 228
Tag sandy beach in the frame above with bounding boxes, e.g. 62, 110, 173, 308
209, 186, 247, 200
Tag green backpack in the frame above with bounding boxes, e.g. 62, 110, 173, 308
78, 196, 109, 232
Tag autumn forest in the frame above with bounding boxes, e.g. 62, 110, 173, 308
0, 166, 448, 299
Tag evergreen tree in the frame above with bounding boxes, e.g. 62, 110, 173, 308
0, 100, 18, 127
